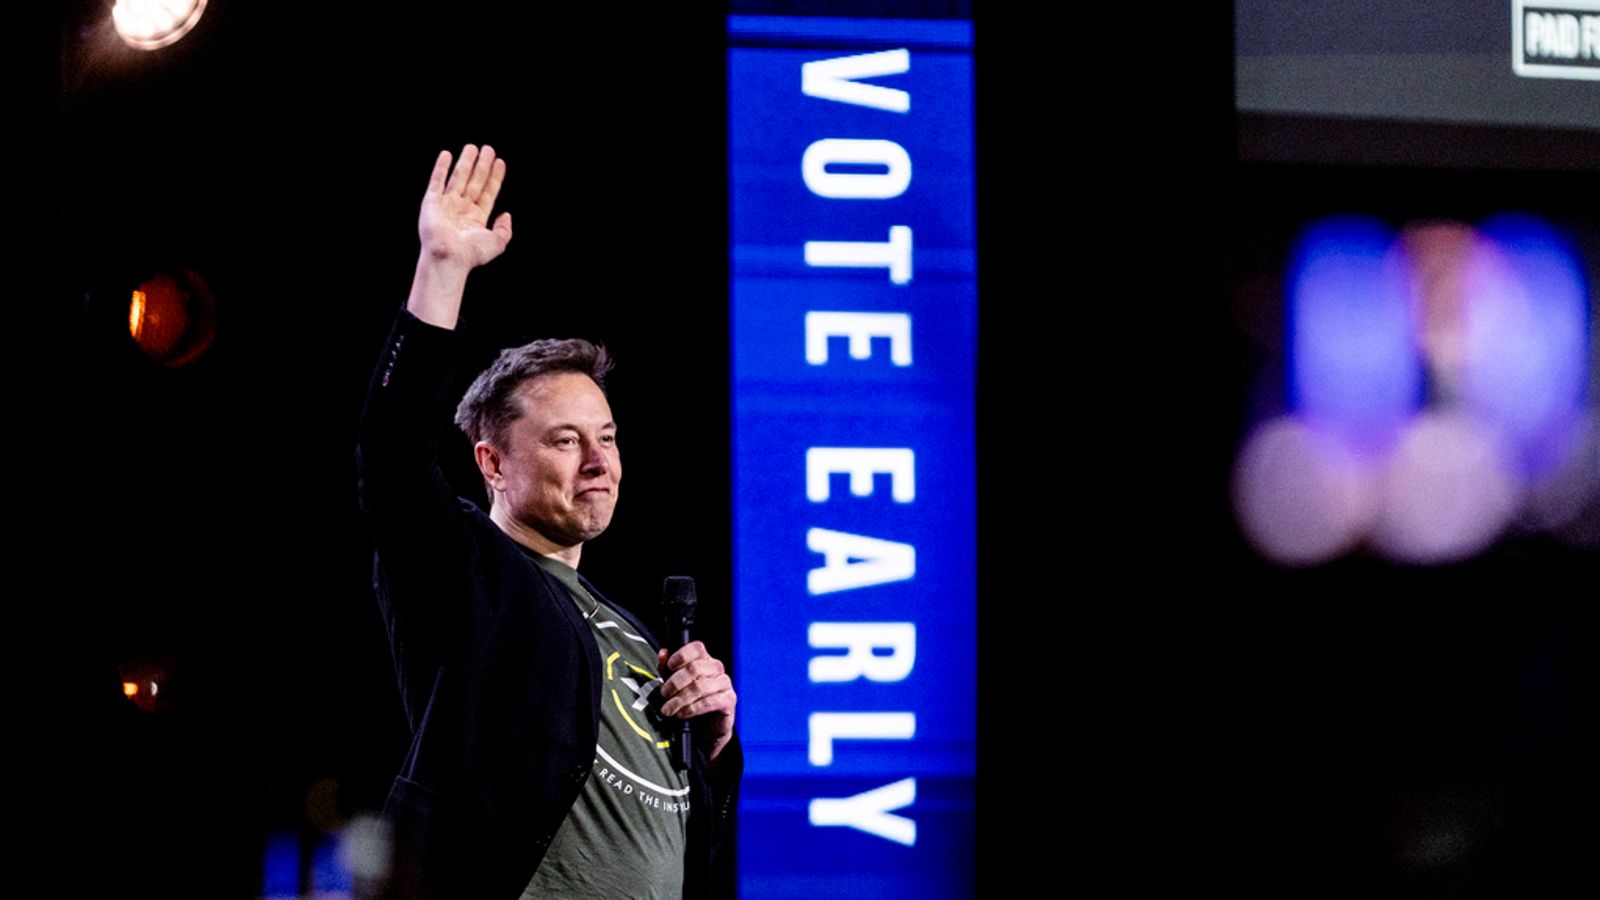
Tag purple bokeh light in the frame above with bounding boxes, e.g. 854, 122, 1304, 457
1288, 216, 1423, 457
1460, 214, 1589, 479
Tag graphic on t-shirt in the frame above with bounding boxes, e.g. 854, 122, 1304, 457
592, 621, 690, 805
607, 650, 670, 750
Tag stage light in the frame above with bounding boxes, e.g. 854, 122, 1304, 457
340, 814, 393, 884
1400, 220, 1477, 381
118, 663, 168, 713
1287, 216, 1421, 456
112, 0, 208, 51
1460, 215, 1589, 479
1233, 415, 1377, 565
1524, 411, 1600, 533
1240, 212, 1594, 565
120, 677, 162, 712
128, 290, 146, 339
127, 269, 217, 367
1371, 410, 1519, 563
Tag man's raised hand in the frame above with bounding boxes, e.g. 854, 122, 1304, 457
419, 145, 512, 269
406, 144, 511, 329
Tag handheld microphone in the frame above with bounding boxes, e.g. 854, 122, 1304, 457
661, 576, 698, 771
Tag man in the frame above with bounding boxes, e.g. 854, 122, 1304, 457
357, 144, 739, 899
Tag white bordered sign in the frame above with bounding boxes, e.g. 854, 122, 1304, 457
1513, 0, 1600, 79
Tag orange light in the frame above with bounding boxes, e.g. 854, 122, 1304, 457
118, 665, 167, 713
129, 290, 146, 340
128, 269, 217, 367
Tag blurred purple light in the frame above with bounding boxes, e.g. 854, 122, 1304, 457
1288, 216, 1422, 456
1460, 214, 1589, 478
1370, 411, 1519, 564
1524, 410, 1600, 532
1233, 416, 1377, 566
1241, 213, 1594, 566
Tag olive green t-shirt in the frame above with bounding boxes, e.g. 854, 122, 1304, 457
522, 556, 690, 899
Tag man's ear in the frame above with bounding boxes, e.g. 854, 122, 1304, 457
474, 440, 505, 492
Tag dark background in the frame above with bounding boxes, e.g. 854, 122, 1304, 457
16, 2, 1596, 896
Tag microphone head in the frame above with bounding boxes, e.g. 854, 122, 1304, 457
662, 575, 698, 627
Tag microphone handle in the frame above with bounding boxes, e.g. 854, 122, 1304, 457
673, 625, 693, 771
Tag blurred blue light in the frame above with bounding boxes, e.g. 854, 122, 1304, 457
262, 832, 298, 896
312, 834, 352, 892
1288, 216, 1423, 454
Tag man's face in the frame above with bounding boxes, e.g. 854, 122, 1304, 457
490, 372, 621, 549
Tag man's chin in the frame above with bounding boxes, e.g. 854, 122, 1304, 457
561, 513, 614, 546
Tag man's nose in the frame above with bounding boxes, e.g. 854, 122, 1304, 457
581, 439, 609, 474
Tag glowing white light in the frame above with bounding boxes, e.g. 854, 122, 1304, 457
1370, 410, 1519, 564
338, 815, 393, 881
112, 0, 208, 51
1232, 416, 1377, 566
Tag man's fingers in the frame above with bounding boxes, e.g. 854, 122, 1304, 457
666, 640, 710, 670
445, 144, 479, 196
660, 659, 725, 698
466, 145, 497, 203
670, 695, 734, 721
660, 667, 730, 700
659, 668, 732, 703
661, 680, 736, 719
492, 211, 513, 245
480, 156, 507, 209
425, 150, 451, 197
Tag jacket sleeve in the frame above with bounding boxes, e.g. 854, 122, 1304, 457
356, 310, 477, 677
683, 729, 742, 899
707, 731, 742, 856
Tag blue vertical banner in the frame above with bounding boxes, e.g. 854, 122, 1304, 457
729, 13, 976, 898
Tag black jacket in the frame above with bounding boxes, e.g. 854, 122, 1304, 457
357, 311, 739, 899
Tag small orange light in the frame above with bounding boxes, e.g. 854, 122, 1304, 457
128, 270, 216, 367
129, 290, 146, 340
122, 681, 139, 698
